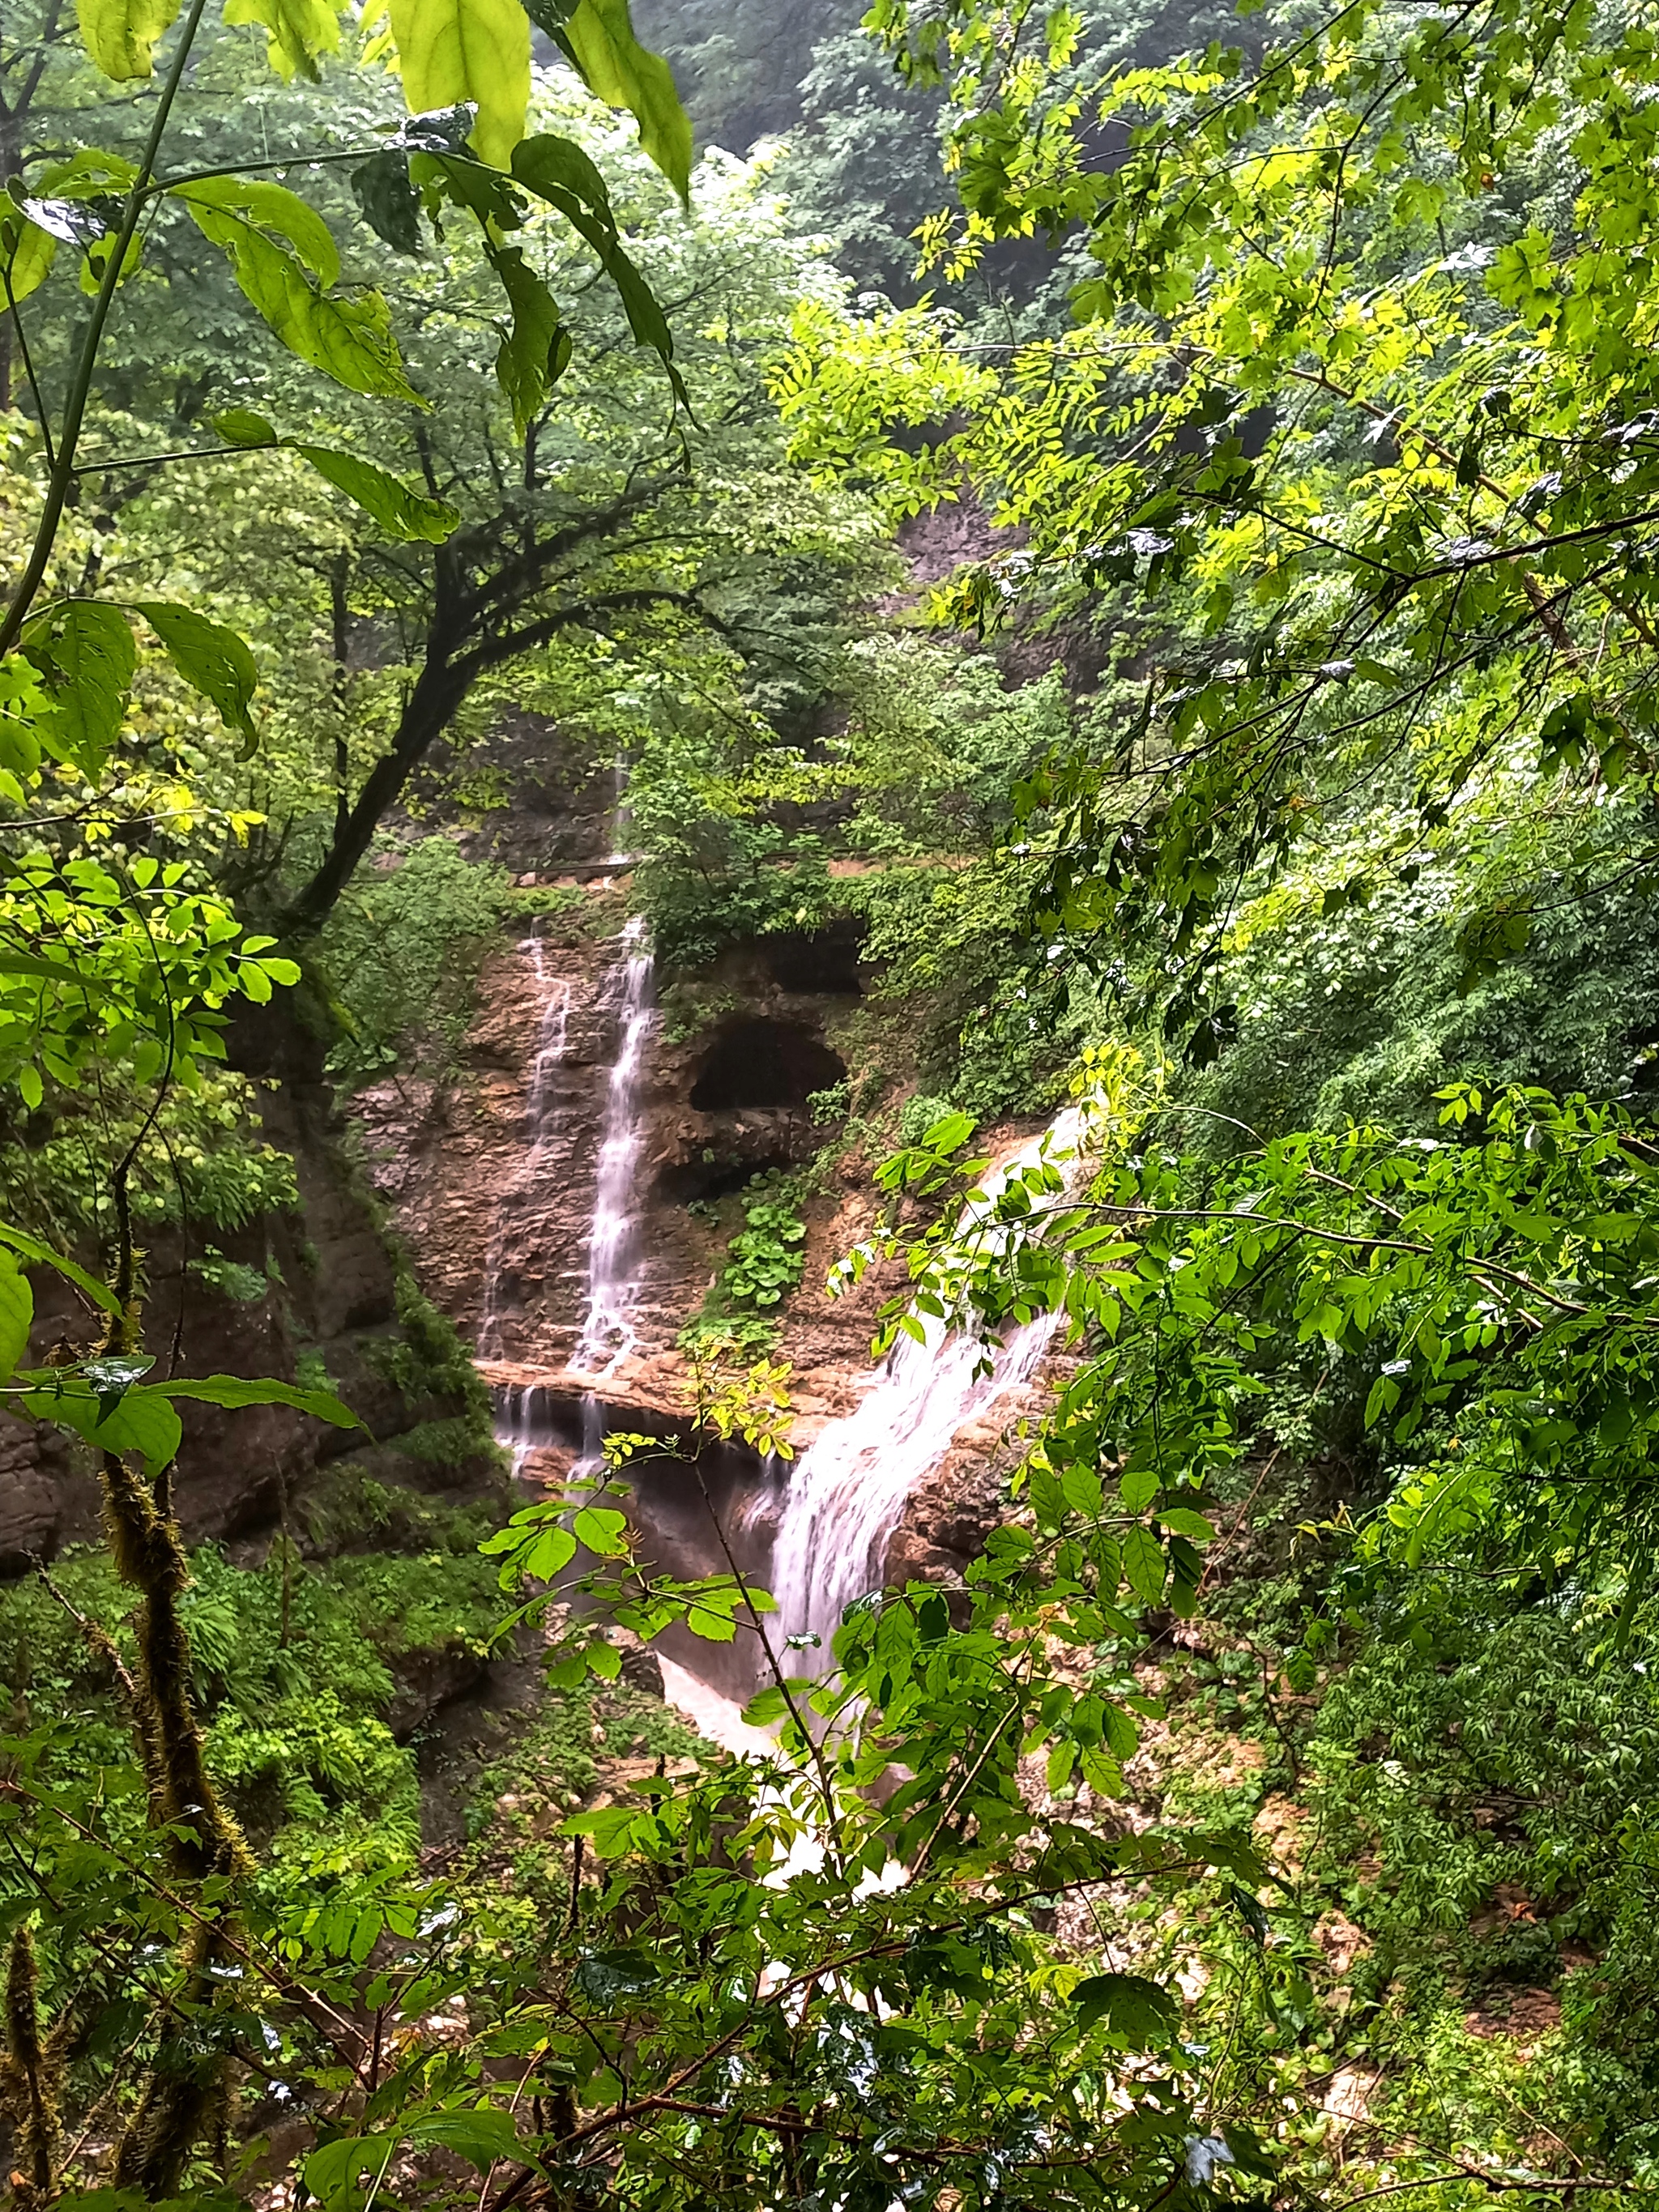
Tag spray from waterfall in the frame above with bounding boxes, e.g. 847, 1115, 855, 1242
770, 1106, 1083, 1652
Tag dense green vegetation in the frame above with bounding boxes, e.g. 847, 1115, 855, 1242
3, 0, 1659, 2205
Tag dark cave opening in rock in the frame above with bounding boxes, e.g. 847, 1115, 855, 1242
657, 1153, 800, 1206
689, 1018, 847, 1111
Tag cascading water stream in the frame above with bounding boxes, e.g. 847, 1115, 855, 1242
572, 912, 655, 1385
481, 932, 574, 1474
770, 1106, 1084, 1654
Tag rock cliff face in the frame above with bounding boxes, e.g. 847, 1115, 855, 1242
354, 896, 904, 1431
0, 1000, 503, 1572
351, 887, 1065, 1681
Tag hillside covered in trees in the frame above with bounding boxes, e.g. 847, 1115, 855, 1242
1, 0, 1658, 2206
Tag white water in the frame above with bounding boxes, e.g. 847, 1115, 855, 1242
770, 1106, 1084, 1651
572, 913, 655, 1382
478, 933, 574, 1373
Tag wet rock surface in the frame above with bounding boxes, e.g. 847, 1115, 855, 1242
353, 898, 1069, 1703
2, 996, 504, 1566
352, 899, 903, 1434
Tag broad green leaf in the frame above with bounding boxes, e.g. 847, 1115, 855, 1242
1120, 1524, 1166, 1605
740, 1683, 788, 1727
544, 0, 691, 204
296, 446, 460, 542
223, 0, 343, 79
0, 1252, 32, 1381
684, 1596, 738, 1641
1119, 1464, 1158, 1513
304, 2132, 398, 2210
23, 1379, 182, 1476
388, 0, 531, 170
573, 1946, 659, 2004
181, 199, 421, 403
406, 2107, 527, 2172
0, 213, 57, 308
37, 148, 141, 195
0, 954, 118, 999
507, 129, 611, 214
1157, 1507, 1215, 1541
1059, 1460, 1102, 1516
572, 1503, 629, 1557
173, 176, 340, 288
19, 599, 135, 776
1071, 1970, 1179, 2044
213, 407, 279, 448
160, 1374, 360, 1429
134, 603, 259, 739
519, 1525, 576, 1580
485, 243, 566, 437
510, 136, 677, 381
75, 0, 181, 79
351, 151, 424, 254
0, 1226, 121, 1315
561, 1804, 636, 1854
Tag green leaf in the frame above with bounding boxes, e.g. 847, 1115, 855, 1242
0, 1251, 32, 1381
545, 0, 691, 204
506, 128, 612, 213
1059, 1460, 1102, 1516
180, 196, 420, 403
1071, 1970, 1179, 2044
223, 0, 343, 79
0, 953, 119, 999
485, 242, 567, 437
510, 137, 676, 382
573, 1946, 659, 2003
173, 176, 340, 287
1120, 1524, 1166, 1605
160, 1374, 360, 1429
517, 1525, 578, 1580
572, 1504, 629, 1557
389, 0, 531, 170
0, 212, 58, 307
561, 1804, 636, 1855
351, 151, 424, 254
1157, 1507, 1215, 1542
134, 603, 258, 740
405, 2107, 527, 2173
0, 1226, 121, 1315
19, 599, 135, 776
75, 0, 181, 78
23, 1378, 181, 1476
212, 407, 279, 448
1119, 1464, 1158, 1514
295, 447, 459, 542
304, 2132, 399, 2210
684, 1592, 738, 1641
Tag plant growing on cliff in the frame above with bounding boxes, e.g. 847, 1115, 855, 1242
719, 1178, 808, 1310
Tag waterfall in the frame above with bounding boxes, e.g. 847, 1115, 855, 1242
572, 913, 655, 1381
770, 1106, 1083, 1652
477, 932, 574, 1369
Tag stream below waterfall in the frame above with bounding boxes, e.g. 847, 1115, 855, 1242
484, 911, 1082, 1740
